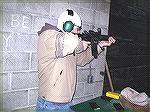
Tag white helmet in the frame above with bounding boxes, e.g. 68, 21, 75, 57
57, 9, 82, 32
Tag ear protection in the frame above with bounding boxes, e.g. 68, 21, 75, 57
63, 21, 74, 32
63, 10, 74, 32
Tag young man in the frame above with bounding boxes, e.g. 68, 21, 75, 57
36, 9, 116, 112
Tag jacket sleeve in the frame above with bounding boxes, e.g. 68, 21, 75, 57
55, 32, 84, 58
76, 45, 105, 66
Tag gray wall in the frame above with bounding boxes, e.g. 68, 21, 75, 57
0, 0, 111, 111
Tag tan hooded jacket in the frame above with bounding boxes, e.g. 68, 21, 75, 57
37, 23, 104, 103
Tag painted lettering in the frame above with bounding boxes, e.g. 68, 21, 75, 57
11, 14, 29, 29
22, 16, 29, 29
11, 14, 19, 27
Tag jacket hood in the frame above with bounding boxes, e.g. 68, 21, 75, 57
38, 23, 59, 36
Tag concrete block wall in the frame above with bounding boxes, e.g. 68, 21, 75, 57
0, 0, 111, 111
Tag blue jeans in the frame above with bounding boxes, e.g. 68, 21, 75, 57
36, 97, 74, 112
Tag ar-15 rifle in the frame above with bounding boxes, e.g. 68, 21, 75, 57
78, 28, 109, 59
78, 28, 133, 59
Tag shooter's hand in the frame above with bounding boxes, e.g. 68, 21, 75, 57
82, 41, 91, 50
99, 37, 116, 48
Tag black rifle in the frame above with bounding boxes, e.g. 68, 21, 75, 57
78, 28, 133, 59
78, 28, 108, 59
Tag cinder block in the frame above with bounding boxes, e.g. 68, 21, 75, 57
11, 106, 36, 112
1, 32, 12, 40
74, 83, 84, 97
31, 53, 38, 70
91, 25, 109, 36
93, 11, 110, 28
99, 11, 110, 26
84, 82, 95, 95
91, 2, 98, 11
0, 54, 2, 71
1, 32, 7, 51
77, 63, 90, 69
3, 3, 51, 16
2, 3, 17, 11
72, 95, 93, 105
91, 1, 110, 13
67, 4, 81, 16
29, 35, 38, 52
100, 27, 109, 35
94, 11, 102, 27
2, 41, 6, 51
20, 3, 50, 16
91, 58, 106, 69
84, 81, 103, 95
68, 0, 81, 6
81, 23, 91, 31
2, 90, 28, 110
94, 81, 103, 95
91, 2, 110, 27
0, 94, 3, 110
69, 2, 91, 9
29, 89, 38, 105
78, 8, 94, 24
50, 3, 70, 19
7, 33, 38, 52
91, 69, 104, 82
77, 69, 90, 83
0, 11, 2, 29
105, 0, 111, 3
91, 53, 106, 69
12, 71, 38, 90
79, 2, 92, 9
2, 10, 32, 33
32, 16, 55, 33
3, 52, 30, 71
94, 89, 103, 98
0, 73, 9, 91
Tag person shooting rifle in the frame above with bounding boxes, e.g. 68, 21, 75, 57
36, 9, 116, 112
